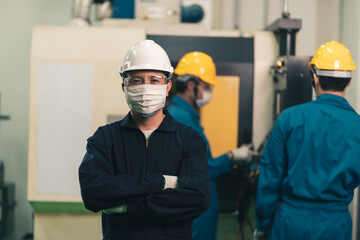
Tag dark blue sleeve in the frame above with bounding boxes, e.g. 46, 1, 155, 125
171, 107, 233, 180
78, 127, 165, 213
255, 114, 287, 231
127, 128, 211, 224
208, 153, 234, 180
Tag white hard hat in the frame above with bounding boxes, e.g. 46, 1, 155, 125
120, 39, 174, 77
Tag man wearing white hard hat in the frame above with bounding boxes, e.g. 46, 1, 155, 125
79, 40, 211, 240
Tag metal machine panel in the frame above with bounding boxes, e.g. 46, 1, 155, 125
112, 0, 135, 19
284, 55, 313, 108
33, 213, 101, 239
135, 0, 180, 23
28, 26, 145, 205
271, 55, 313, 118
28, 25, 146, 240
0, 183, 15, 238
0, 162, 15, 238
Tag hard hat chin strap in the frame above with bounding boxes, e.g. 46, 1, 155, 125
309, 68, 316, 89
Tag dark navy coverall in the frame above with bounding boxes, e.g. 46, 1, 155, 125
256, 94, 360, 240
79, 111, 211, 240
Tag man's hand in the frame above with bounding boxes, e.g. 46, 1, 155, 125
230, 143, 254, 163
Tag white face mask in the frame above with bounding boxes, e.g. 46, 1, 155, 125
124, 84, 168, 117
196, 89, 213, 107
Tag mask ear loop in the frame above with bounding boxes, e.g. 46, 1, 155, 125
192, 77, 202, 107
309, 66, 316, 89
164, 71, 172, 84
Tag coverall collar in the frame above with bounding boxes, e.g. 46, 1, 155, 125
316, 93, 356, 113
121, 109, 177, 132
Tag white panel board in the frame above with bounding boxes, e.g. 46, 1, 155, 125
37, 63, 93, 195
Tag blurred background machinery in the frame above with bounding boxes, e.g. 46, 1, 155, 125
0, 162, 16, 239
70, 0, 213, 27
0, 95, 15, 239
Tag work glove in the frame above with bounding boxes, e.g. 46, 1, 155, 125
253, 229, 268, 240
103, 205, 127, 214
163, 175, 178, 189
230, 143, 254, 163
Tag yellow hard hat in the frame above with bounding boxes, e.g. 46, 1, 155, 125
309, 41, 356, 72
174, 51, 218, 85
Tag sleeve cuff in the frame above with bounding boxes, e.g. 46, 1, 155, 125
146, 174, 165, 193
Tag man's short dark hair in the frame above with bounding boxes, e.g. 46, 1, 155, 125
172, 75, 199, 94
318, 76, 351, 91
174, 78, 189, 93
165, 75, 196, 108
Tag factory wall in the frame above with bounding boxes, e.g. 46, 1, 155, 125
0, 1, 359, 239
216, 0, 341, 55
342, 0, 360, 113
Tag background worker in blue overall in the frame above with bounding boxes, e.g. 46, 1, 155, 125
79, 40, 211, 240
254, 41, 360, 240
168, 51, 253, 240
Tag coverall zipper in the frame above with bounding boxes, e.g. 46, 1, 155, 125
146, 131, 157, 176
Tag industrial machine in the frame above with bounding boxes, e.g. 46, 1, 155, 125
0, 162, 16, 239
0, 94, 15, 239
267, 3, 312, 120
70, 0, 212, 27
28, 1, 360, 240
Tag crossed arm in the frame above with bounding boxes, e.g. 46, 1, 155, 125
79, 129, 211, 224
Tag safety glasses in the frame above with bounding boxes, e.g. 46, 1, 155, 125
124, 75, 168, 86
